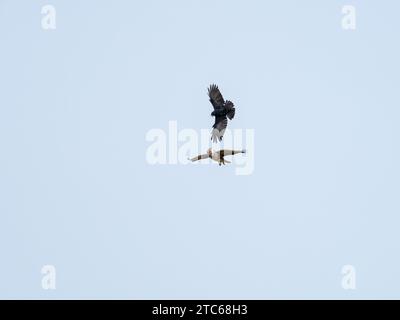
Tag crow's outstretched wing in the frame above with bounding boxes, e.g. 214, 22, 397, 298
189, 153, 209, 162
219, 149, 246, 158
211, 116, 228, 142
224, 101, 235, 120
208, 84, 225, 110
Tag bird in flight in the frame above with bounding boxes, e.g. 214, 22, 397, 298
189, 148, 245, 166
208, 84, 235, 143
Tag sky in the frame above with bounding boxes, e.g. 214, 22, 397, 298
0, 0, 399, 299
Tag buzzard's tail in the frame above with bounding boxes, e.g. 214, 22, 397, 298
225, 101, 235, 120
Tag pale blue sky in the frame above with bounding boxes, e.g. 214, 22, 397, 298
0, 0, 399, 299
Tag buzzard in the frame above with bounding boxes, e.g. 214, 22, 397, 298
189, 148, 245, 166
208, 84, 235, 143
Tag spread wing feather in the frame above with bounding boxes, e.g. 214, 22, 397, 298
189, 153, 209, 162
219, 149, 246, 158
225, 101, 235, 120
208, 84, 225, 110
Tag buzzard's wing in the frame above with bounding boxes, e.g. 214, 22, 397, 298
189, 153, 209, 162
208, 84, 225, 110
219, 149, 246, 157
211, 116, 228, 143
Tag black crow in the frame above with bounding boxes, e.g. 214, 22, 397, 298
208, 84, 235, 143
